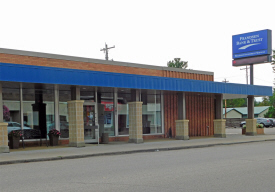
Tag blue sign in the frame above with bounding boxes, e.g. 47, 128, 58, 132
232, 29, 272, 59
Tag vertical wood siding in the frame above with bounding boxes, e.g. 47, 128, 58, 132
163, 71, 214, 137
185, 93, 214, 136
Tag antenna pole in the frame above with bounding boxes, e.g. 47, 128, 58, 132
100, 43, 115, 60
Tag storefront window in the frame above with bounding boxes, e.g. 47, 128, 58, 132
22, 84, 54, 138
118, 93, 131, 135
141, 93, 162, 134
100, 92, 115, 136
2, 84, 21, 135
59, 86, 71, 138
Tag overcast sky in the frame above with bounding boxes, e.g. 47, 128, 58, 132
0, 0, 274, 91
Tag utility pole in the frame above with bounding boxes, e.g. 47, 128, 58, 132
222, 79, 229, 118
100, 43, 115, 60
240, 65, 249, 84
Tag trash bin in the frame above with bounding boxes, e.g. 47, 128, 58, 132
101, 133, 109, 144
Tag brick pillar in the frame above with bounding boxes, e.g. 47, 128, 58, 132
246, 119, 257, 136
214, 119, 226, 138
175, 120, 189, 140
128, 101, 143, 144
176, 92, 189, 140
214, 94, 226, 138
0, 123, 9, 153
68, 100, 85, 147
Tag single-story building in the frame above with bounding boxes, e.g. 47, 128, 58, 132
223, 106, 270, 118
0, 48, 272, 152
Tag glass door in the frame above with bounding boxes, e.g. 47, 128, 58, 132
83, 102, 98, 143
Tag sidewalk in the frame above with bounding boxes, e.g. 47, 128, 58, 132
1, 128, 275, 165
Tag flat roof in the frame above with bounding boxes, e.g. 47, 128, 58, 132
0, 47, 214, 76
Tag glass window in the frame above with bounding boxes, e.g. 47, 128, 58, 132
2, 86, 21, 134
22, 84, 54, 138
100, 92, 115, 136
59, 87, 71, 138
141, 93, 162, 134
118, 93, 131, 135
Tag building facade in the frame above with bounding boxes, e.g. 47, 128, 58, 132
0, 48, 272, 152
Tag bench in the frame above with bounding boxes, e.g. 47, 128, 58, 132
21, 129, 48, 148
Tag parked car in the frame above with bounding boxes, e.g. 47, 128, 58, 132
268, 118, 275, 127
240, 121, 246, 127
7, 122, 31, 134
240, 118, 271, 128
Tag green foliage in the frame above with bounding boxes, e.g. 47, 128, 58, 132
257, 97, 270, 106
167, 58, 188, 69
242, 123, 264, 129
264, 106, 275, 118
263, 88, 275, 118
223, 98, 246, 108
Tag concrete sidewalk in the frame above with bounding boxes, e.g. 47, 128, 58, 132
1, 128, 275, 165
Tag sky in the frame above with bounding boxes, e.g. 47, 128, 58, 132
0, 0, 274, 93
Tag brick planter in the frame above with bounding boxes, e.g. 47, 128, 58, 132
49, 135, 59, 146
242, 128, 264, 135
257, 128, 264, 135
9, 136, 20, 149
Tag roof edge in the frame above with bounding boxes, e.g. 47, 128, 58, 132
0, 47, 214, 76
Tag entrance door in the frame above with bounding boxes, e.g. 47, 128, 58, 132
83, 102, 98, 143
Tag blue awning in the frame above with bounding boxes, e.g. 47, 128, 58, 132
0, 62, 272, 97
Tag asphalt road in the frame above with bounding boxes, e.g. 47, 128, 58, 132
1, 141, 275, 192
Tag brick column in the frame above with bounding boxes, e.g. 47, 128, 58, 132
214, 119, 226, 138
175, 120, 189, 140
176, 92, 189, 140
246, 119, 257, 136
128, 101, 143, 144
0, 123, 9, 153
214, 94, 226, 138
68, 100, 85, 147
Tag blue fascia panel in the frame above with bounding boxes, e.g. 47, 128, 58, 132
0, 62, 272, 96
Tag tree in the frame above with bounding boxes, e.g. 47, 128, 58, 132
263, 88, 275, 118
257, 97, 270, 106
223, 98, 247, 108
167, 58, 188, 69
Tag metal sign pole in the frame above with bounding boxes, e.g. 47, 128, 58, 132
250, 64, 254, 85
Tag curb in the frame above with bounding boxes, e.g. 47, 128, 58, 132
1, 139, 275, 165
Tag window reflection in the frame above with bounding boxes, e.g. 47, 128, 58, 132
142, 94, 162, 134
118, 93, 131, 135
2, 87, 21, 134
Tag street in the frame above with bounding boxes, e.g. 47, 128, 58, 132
1, 141, 275, 192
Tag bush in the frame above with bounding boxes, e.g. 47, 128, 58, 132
8, 130, 22, 138
242, 123, 263, 129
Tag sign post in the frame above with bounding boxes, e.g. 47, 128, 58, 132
232, 29, 272, 135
